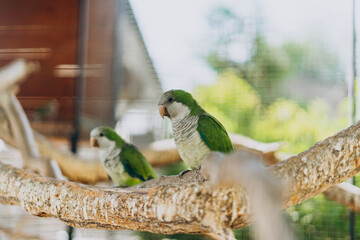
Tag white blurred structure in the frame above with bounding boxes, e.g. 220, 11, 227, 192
115, 0, 165, 146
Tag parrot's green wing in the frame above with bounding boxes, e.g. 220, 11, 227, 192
120, 144, 157, 181
197, 113, 235, 153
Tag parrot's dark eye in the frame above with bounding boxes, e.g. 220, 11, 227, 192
168, 97, 173, 103
99, 133, 104, 137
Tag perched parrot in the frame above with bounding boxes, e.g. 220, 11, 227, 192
90, 126, 157, 186
158, 89, 235, 170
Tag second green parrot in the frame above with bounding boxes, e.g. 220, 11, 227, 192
90, 126, 157, 186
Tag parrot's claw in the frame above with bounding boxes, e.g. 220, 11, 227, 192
179, 169, 191, 177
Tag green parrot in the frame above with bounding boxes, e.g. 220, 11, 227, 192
90, 126, 157, 186
158, 89, 235, 170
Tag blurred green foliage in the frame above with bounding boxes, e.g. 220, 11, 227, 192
287, 195, 349, 239
205, 7, 345, 105
287, 193, 360, 240
195, 72, 347, 154
194, 71, 260, 136
252, 98, 347, 153
203, 7, 347, 153
282, 41, 345, 83
206, 33, 290, 104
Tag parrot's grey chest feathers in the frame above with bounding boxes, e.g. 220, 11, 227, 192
172, 115, 211, 169
100, 146, 121, 169
99, 146, 130, 186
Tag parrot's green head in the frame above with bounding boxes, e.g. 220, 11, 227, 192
90, 126, 125, 149
158, 89, 204, 121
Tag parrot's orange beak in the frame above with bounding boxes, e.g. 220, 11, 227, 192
90, 137, 99, 147
159, 105, 170, 119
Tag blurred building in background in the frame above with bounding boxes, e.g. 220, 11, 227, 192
0, 0, 162, 147
115, 0, 164, 146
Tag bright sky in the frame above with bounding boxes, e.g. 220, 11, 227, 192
129, 0, 357, 92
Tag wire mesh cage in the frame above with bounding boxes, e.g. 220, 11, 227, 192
0, 0, 359, 239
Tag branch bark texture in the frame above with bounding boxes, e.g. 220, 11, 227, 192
269, 121, 360, 209
0, 162, 240, 238
1, 120, 360, 237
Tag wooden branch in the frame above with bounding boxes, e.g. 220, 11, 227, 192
141, 138, 182, 166
0, 95, 357, 213
0, 60, 279, 183
229, 134, 281, 166
0, 93, 40, 159
323, 182, 360, 212
0, 59, 54, 177
0, 110, 108, 183
267, 152, 360, 211
0, 59, 38, 92
34, 132, 109, 183
0, 59, 40, 158
268, 120, 360, 209
142, 134, 281, 167
0, 59, 105, 183
1, 120, 360, 237
0, 115, 279, 183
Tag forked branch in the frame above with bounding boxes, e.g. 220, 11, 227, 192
0, 120, 360, 238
